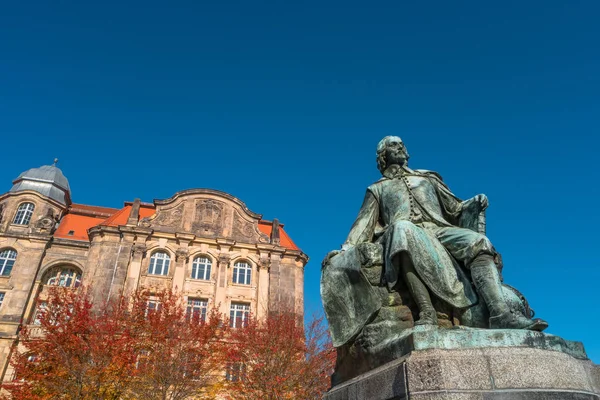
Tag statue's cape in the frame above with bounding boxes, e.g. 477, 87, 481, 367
321, 247, 382, 347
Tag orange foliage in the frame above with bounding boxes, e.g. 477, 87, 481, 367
223, 312, 335, 400
2, 287, 138, 400
2, 288, 226, 400
1, 289, 335, 400
126, 289, 227, 400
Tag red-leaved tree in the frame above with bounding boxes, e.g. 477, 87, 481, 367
125, 289, 227, 400
223, 312, 335, 400
3, 287, 138, 400
2, 287, 227, 400
3, 288, 335, 400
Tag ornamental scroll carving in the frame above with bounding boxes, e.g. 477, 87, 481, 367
34, 208, 58, 235
150, 204, 184, 230
232, 210, 269, 243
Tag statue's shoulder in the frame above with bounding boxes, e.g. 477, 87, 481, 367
415, 169, 444, 181
366, 178, 388, 198
369, 177, 388, 187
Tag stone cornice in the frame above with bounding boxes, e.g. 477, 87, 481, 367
51, 238, 91, 249
0, 232, 53, 245
283, 249, 309, 264
87, 225, 120, 240
118, 225, 153, 238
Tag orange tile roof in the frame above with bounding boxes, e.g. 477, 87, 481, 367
55, 203, 156, 241
258, 221, 299, 250
55, 203, 300, 251
54, 214, 107, 241
100, 205, 155, 227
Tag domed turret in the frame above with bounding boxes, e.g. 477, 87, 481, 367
10, 163, 71, 205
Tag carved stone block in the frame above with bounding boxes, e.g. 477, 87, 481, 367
151, 204, 184, 231
326, 342, 599, 400
192, 199, 223, 237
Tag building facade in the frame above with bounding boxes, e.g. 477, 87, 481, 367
0, 164, 307, 380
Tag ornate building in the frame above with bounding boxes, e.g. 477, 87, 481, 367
0, 163, 307, 380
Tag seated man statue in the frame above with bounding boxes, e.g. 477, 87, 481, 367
323, 136, 547, 347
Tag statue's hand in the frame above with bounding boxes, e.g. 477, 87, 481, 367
322, 250, 342, 269
474, 194, 489, 211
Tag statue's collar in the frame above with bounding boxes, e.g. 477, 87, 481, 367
382, 164, 413, 179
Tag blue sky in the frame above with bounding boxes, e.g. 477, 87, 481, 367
1, 1, 599, 361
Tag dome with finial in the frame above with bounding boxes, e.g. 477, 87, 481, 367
10, 161, 71, 205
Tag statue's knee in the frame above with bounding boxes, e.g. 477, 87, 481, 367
474, 234, 494, 253
391, 220, 417, 232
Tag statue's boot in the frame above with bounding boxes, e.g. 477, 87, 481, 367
471, 255, 548, 331
406, 269, 438, 326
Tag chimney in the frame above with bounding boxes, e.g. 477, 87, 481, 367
127, 198, 141, 226
270, 218, 280, 245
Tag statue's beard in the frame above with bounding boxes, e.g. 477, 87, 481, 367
388, 156, 407, 167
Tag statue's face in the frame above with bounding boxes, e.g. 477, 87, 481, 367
384, 137, 408, 166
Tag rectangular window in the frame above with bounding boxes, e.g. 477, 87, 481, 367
32, 302, 47, 325
186, 298, 208, 323
229, 302, 250, 328
146, 300, 161, 318
0, 249, 17, 276
225, 362, 246, 382
0, 292, 5, 308
136, 349, 150, 370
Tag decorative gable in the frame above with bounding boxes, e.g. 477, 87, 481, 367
139, 189, 269, 244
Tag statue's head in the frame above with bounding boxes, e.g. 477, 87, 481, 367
376, 136, 410, 174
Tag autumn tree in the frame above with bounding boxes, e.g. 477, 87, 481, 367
2, 287, 333, 400
124, 289, 227, 400
223, 312, 335, 400
2, 288, 228, 400
2, 287, 139, 400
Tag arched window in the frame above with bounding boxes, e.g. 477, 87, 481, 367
148, 251, 170, 276
232, 261, 251, 285
191, 256, 212, 280
13, 203, 35, 225
0, 249, 17, 276
45, 267, 82, 288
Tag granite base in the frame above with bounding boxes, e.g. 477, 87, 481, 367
326, 329, 599, 400
334, 326, 588, 385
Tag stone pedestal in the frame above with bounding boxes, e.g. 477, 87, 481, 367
325, 327, 600, 400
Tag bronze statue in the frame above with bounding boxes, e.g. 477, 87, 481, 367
321, 136, 548, 379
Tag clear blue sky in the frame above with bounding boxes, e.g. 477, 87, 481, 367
1, 1, 599, 361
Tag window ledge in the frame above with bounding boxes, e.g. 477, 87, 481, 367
144, 274, 172, 279
186, 278, 215, 283
230, 283, 254, 288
